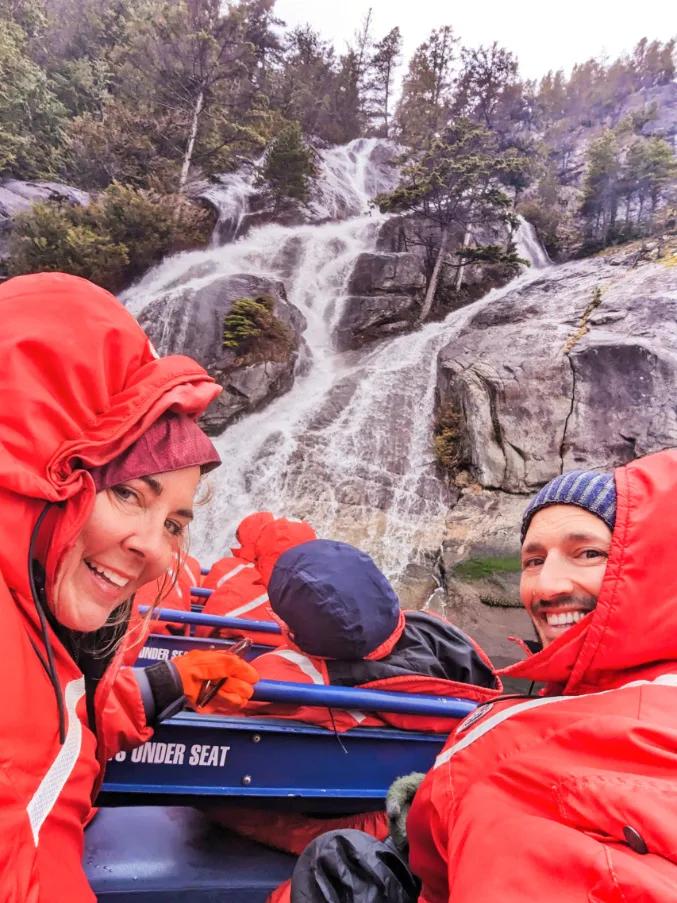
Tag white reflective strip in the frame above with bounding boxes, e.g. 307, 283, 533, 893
435, 672, 677, 770
216, 562, 254, 589
348, 710, 367, 724
273, 650, 324, 684
228, 593, 269, 619
27, 678, 86, 845
183, 562, 198, 586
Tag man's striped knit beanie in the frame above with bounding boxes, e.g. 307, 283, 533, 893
521, 470, 617, 543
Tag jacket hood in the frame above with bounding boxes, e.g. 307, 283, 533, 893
502, 449, 677, 693
232, 511, 275, 561
254, 517, 317, 585
0, 273, 220, 603
269, 539, 402, 659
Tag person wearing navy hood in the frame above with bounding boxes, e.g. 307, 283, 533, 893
211, 539, 501, 861
246, 539, 501, 733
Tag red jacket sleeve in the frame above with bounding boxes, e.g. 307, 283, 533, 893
97, 666, 154, 762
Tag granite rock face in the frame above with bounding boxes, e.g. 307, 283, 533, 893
436, 255, 677, 492
139, 273, 307, 434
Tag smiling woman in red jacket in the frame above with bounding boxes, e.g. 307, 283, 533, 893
0, 273, 258, 902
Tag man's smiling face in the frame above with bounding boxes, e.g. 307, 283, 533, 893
520, 505, 612, 647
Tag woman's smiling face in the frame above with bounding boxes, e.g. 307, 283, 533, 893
51, 465, 201, 632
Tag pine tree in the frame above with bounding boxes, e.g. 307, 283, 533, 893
393, 26, 457, 146
367, 26, 402, 137
260, 120, 317, 209
453, 43, 520, 132
580, 131, 621, 244
0, 13, 67, 176
376, 118, 525, 321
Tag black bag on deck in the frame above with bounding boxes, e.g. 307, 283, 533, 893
290, 829, 420, 903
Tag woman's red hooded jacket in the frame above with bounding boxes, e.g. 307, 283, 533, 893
408, 449, 677, 903
0, 274, 219, 902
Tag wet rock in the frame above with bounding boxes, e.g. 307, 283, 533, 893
437, 487, 533, 670
338, 213, 514, 350
140, 273, 307, 435
348, 251, 425, 296
335, 294, 417, 350
201, 360, 295, 436
0, 180, 90, 234
436, 255, 677, 492
0, 179, 91, 272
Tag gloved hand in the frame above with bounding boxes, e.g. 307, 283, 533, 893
385, 772, 426, 856
173, 650, 259, 714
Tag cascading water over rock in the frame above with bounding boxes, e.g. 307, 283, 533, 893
124, 139, 550, 586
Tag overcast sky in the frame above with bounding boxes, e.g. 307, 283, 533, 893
275, 0, 677, 84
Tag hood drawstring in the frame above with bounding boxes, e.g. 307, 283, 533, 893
28, 503, 66, 745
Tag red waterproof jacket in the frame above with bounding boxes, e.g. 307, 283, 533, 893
247, 610, 501, 732
202, 511, 273, 590
197, 516, 315, 646
253, 518, 316, 585
409, 449, 677, 903
195, 564, 281, 646
0, 273, 219, 902
124, 552, 204, 665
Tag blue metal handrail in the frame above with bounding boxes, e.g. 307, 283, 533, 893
191, 586, 214, 598
200, 567, 210, 576
138, 606, 282, 634
252, 679, 477, 719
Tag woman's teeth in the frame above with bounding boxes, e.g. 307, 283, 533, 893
545, 611, 585, 627
85, 560, 129, 588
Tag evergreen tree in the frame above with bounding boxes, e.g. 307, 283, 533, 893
367, 26, 402, 137
394, 26, 456, 146
376, 118, 525, 321
453, 42, 521, 132
0, 12, 67, 176
580, 131, 621, 244
259, 120, 317, 209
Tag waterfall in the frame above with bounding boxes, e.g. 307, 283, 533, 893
123, 140, 550, 585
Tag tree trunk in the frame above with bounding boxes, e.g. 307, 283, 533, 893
178, 88, 205, 194
418, 225, 449, 323
383, 80, 390, 137
454, 222, 473, 291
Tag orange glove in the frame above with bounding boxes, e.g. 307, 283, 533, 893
173, 650, 259, 714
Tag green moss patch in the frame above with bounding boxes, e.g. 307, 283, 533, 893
454, 555, 522, 581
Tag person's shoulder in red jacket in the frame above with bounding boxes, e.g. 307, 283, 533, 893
247, 539, 500, 731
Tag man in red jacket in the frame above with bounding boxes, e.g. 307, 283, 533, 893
288, 454, 677, 902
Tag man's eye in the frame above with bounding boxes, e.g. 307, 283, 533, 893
165, 520, 184, 537
581, 549, 605, 560
523, 557, 543, 569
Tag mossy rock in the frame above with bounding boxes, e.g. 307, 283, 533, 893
454, 556, 522, 580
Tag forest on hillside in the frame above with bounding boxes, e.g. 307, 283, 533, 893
1, 0, 676, 290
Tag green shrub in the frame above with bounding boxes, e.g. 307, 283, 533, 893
8, 184, 212, 292
433, 401, 465, 471
223, 296, 294, 357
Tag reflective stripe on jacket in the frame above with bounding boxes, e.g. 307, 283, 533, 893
0, 273, 219, 901
409, 449, 677, 903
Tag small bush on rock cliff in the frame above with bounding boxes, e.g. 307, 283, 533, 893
8, 185, 211, 292
223, 296, 295, 358
433, 402, 466, 473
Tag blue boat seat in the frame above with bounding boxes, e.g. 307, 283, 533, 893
85, 806, 295, 902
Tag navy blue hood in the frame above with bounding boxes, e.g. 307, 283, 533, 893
268, 539, 401, 659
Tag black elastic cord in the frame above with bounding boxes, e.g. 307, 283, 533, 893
28, 503, 66, 745
328, 708, 348, 755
